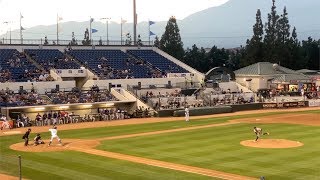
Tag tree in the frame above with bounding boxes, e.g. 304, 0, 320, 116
264, 0, 280, 62
288, 27, 304, 69
70, 32, 78, 46
227, 48, 243, 71
277, 7, 290, 45
241, 9, 264, 66
183, 44, 204, 72
154, 36, 160, 48
125, 33, 132, 45
44, 36, 49, 45
82, 28, 90, 45
206, 46, 229, 70
301, 37, 320, 70
160, 16, 184, 60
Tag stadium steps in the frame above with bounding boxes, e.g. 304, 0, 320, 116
64, 53, 84, 69
66, 52, 100, 78
24, 52, 45, 71
110, 88, 130, 101
199, 91, 211, 106
40, 94, 53, 104
126, 51, 163, 75
117, 88, 156, 115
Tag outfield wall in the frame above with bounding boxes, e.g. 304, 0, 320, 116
308, 99, 320, 107
173, 106, 232, 117
157, 100, 316, 117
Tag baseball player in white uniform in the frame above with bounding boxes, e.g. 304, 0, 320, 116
253, 127, 269, 141
185, 107, 189, 122
48, 126, 62, 146
0, 115, 10, 130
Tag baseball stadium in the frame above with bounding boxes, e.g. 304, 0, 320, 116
0, 42, 319, 180
1, 1, 320, 180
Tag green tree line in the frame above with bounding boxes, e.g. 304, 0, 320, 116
157, 0, 320, 73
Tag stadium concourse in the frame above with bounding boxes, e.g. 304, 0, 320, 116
0, 45, 319, 129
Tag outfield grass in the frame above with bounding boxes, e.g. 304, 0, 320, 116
0, 110, 319, 179
98, 122, 320, 179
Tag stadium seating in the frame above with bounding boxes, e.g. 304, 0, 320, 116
0, 49, 42, 82
127, 50, 188, 73
25, 49, 80, 70
68, 49, 152, 79
46, 88, 118, 104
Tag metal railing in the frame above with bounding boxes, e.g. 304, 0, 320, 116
0, 38, 153, 46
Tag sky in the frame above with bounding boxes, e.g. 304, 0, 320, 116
0, 0, 229, 33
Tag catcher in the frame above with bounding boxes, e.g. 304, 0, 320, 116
253, 127, 269, 141
33, 133, 45, 146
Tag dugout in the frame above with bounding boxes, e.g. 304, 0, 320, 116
1, 100, 136, 122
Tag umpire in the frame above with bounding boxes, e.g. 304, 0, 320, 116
22, 128, 31, 146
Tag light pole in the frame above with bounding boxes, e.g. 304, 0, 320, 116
101, 17, 111, 45
318, 44, 320, 70
133, 0, 137, 45
120, 18, 126, 45
3, 21, 12, 44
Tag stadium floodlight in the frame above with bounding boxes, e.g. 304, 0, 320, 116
34, 107, 45, 110
101, 17, 111, 45
59, 105, 69, 109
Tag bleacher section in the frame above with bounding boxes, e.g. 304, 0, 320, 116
25, 49, 80, 70
68, 49, 152, 79
127, 50, 188, 73
0, 49, 42, 82
47, 87, 118, 104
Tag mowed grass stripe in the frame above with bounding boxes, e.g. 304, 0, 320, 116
99, 122, 320, 179
15, 151, 215, 180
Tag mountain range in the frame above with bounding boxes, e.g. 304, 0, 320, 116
1, 0, 319, 48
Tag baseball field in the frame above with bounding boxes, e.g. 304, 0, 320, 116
1, 107, 320, 180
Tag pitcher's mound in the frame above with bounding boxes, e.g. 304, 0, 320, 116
240, 139, 303, 149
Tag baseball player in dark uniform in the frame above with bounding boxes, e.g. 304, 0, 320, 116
34, 133, 45, 146
22, 128, 32, 146
253, 127, 269, 141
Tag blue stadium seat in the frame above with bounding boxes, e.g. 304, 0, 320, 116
68, 49, 152, 79
25, 49, 80, 71
127, 50, 188, 74
0, 49, 42, 82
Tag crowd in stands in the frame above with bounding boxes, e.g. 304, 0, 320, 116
0, 88, 48, 107
96, 57, 164, 79
13, 108, 129, 128
1, 48, 191, 82
133, 106, 152, 118
25, 49, 80, 71
206, 88, 254, 105
209, 95, 254, 105
0, 69, 11, 83
0, 85, 118, 107
257, 85, 320, 102
131, 58, 164, 78
0, 50, 52, 82
96, 57, 134, 79
141, 89, 204, 110
47, 85, 118, 104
